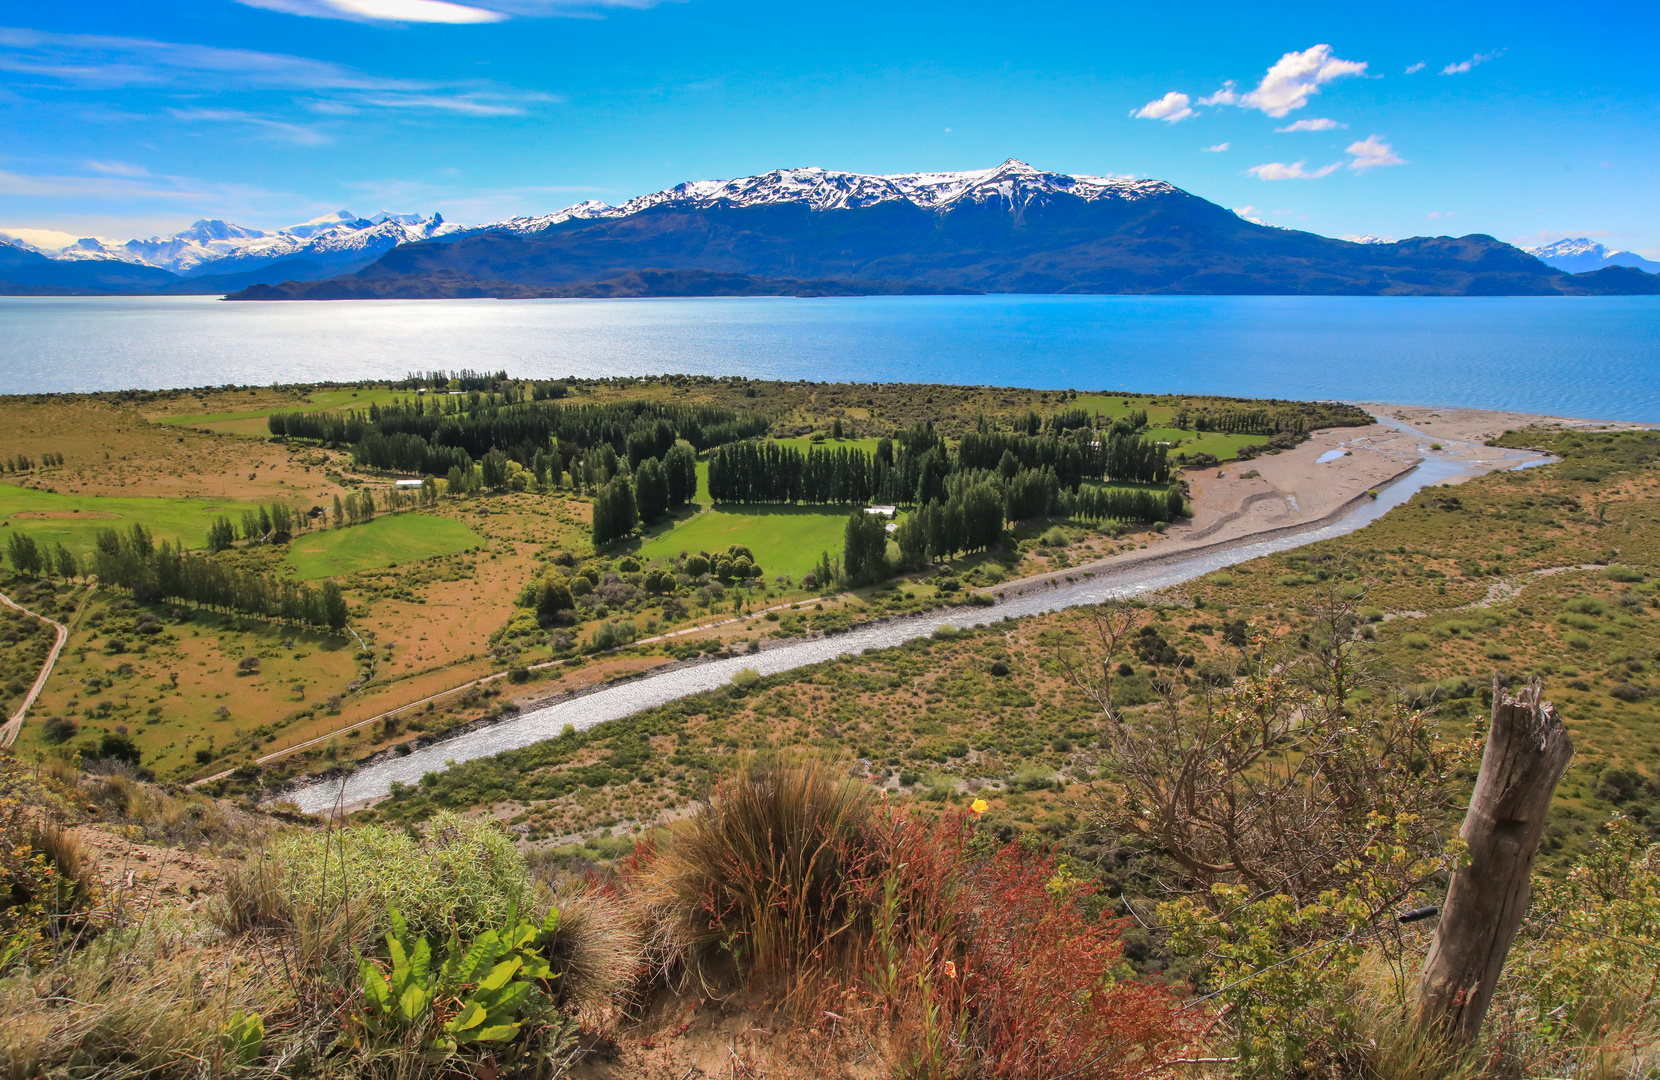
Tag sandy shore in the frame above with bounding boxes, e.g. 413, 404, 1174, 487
999, 402, 1628, 594
1356, 402, 1651, 443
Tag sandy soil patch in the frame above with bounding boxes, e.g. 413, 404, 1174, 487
1357, 402, 1653, 444
993, 404, 1585, 596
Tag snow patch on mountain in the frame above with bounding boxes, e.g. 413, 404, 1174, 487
36, 211, 463, 276
1527, 238, 1659, 274
492, 160, 1175, 235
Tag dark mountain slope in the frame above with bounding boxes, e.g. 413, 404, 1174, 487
0, 245, 182, 293
232, 187, 1654, 299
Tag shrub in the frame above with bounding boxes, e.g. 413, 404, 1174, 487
627, 759, 875, 980
1400, 633, 1432, 649
40, 715, 77, 744
621, 761, 1192, 1077
589, 620, 638, 651
216, 811, 528, 957
1605, 565, 1646, 583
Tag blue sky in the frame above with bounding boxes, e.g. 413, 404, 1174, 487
2, 0, 1656, 255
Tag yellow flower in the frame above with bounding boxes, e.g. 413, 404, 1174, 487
970, 798, 988, 816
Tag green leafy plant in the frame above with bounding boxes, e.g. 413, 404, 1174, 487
356, 904, 579, 1061
219, 1010, 265, 1066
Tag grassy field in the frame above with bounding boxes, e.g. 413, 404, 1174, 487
285, 513, 484, 580
151, 384, 411, 428
371, 427, 1660, 871
634, 506, 853, 580
768, 436, 884, 456
0, 485, 265, 558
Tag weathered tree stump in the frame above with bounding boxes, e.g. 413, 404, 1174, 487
1417, 677, 1573, 1045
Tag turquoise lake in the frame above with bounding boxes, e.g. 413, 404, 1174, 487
1, 293, 1655, 420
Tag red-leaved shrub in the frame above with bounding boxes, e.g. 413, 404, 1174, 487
622, 761, 1195, 1077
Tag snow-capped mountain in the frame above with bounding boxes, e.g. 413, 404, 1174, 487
26, 211, 462, 277
1527, 238, 1659, 275
490, 160, 1172, 236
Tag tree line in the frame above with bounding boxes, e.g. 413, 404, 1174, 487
1172, 400, 1371, 436
91, 525, 348, 630
4, 452, 62, 474
273, 397, 766, 481
705, 419, 1173, 513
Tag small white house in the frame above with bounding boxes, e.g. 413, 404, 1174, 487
864, 505, 897, 517
395, 479, 424, 489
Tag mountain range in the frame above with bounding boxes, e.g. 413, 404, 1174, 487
0, 211, 459, 294
1525, 238, 1660, 275
4, 160, 1655, 298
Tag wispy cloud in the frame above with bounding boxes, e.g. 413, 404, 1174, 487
1233, 206, 1266, 224
1276, 117, 1345, 132
1248, 160, 1341, 180
237, 0, 677, 21
238, 0, 506, 22
0, 25, 550, 116
1201, 45, 1367, 118
84, 160, 151, 177
1203, 142, 1230, 152
1442, 50, 1501, 75
1132, 91, 1192, 123
1346, 134, 1404, 170
1404, 62, 1426, 74
353, 90, 558, 115
170, 107, 331, 145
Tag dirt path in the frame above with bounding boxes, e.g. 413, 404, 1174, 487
0, 588, 72, 749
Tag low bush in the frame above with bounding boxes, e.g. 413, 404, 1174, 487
622, 760, 1192, 1076
215, 811, 528, 959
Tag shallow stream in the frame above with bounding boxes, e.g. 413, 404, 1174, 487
289, 422, 1544, 813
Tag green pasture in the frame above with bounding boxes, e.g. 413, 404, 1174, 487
154, 387, 413, 427
0, 485, 262, 559
634, 506, 853, 581
285, 513, 483, 580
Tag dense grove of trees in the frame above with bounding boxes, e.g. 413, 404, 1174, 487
90, 525, 347, 629
708, 418, 1171, 517
590, 476, 639, 547
273, 396, 766, 480
1171, 400, 1368, 436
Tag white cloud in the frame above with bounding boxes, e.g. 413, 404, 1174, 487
1229, 45, 1367, 118
1198, 82, 1237, 107
84, 160, 151, 177
1234, 206, 1266, 224
1404, 62, 1426, 74
0, 226, 90, 251
238, 0, 506, 22
1134, 91, 1193, 123
1427, 211, 1457, 219
237, 0, 674, 20
1442, 50, 1501, 75
0, 26, 416, 90
1276, 117, 1345, 132
358, 90, 555, 114
1248, 161, 1341, 180
1203, 142, 1230, 152
1346, 134, 1404, 171
0, 26, 551, 116
169, 107, 332, 145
